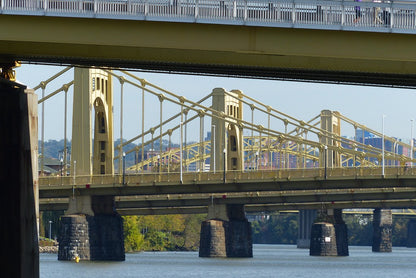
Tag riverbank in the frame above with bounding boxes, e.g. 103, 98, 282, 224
39, 237, 58, 253
40, 245, 58, 253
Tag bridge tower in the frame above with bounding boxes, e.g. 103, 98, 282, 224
309, 110, 349, 256
71, 67, 114, 177
199, 88, 252, 258
58, 68, 124, 261
210, 87, 244, 172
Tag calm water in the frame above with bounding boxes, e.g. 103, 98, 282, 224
41, 245, 416, 278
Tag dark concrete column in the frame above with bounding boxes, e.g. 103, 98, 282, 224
0, 80, 39, 278
407, 219, 416, 248
372, 208, 392, 252
310, 222, 338, 256
334, 209, 349, 256
199, 204, 252, 258
310, 209, 348, 256
226, 204, 252, 257
58, 196, 125, 261
297, 209, 317, 248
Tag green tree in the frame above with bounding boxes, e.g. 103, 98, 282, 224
134, 214, 204, 251
251, 213, 298, 244
123, 216, 144, 252
182, 214, 205, 250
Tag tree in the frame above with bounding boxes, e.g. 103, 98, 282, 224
123, 216, 144, 252
251, 213, 298, 244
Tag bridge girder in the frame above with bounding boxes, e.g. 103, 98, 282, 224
2, 15, 416, 86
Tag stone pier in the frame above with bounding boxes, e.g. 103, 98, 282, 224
58, 195, 125, 261
199, 204, 252, 258
0, 79, 39, 278
310, 209, 348, 256
372, 208, 392, 252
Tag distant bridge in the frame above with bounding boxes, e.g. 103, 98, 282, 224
35, 67, 416, 217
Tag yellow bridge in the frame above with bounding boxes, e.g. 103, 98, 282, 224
35, 67, 416, 216
4, 0, 416, 268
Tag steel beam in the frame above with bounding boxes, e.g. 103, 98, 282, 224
1, 15, 416, 86
39, 175, 416, 198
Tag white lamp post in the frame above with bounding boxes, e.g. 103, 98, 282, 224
49, 220, 52, 239
122, 152, 126, 185
411, 119, 414, 168
212, 125, 216, 173
180, 122, 183, 183
382, 115, 386, 177
223, 148, 226, 183
324, 145, 328, 179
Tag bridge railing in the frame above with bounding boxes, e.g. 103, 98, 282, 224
1, 0, 416, 33
39, 166, 416, 187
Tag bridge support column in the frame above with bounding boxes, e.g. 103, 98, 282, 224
199, 204, 252, 258
297, 209, 317, 248
310, 209, 348, 256
58, 196, 125, 261
372, 208, 392, 252
407, 219, 416, 248
0, 79, 39, 278
334, 209, 349, 256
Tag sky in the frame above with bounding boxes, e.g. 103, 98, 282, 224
15, 63, 416, 144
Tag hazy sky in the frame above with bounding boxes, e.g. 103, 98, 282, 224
15, 64, 416, 143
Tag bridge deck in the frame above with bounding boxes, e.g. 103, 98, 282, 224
2, 0, 416, 85
2, 0, 416, 34
39, 167, 416, 213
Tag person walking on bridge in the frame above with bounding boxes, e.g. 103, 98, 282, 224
354, 0, 362, 23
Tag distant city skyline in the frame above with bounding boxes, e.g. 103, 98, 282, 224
16, 64, 416, 143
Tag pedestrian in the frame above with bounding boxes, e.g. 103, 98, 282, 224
354, 0, 362, 23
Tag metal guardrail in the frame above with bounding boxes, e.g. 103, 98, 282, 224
39, 166, 416, 188
1, 0, 416, 34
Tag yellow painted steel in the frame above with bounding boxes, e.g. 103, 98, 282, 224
1, 15, 416, 80
71, 68, 114, 176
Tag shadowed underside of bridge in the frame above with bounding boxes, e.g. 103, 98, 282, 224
2, 14, 416, 86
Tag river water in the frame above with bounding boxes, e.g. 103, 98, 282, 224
40, 245, 416, 278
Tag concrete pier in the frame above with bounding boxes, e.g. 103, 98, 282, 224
199, 204, 252, 258
58, 214, 125, 261
310, 222, 338, 256
0, 79, 39, 277
309, 209, 348, 256
58, 196, 125, 261
372, 208, 392, 252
